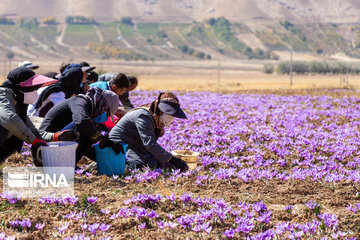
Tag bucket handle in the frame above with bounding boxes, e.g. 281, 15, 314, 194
36, 146, 43, 162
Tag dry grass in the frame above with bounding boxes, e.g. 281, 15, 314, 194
1, 59, 359, 92
139, 72, 360, 92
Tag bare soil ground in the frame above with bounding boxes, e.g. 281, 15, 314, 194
1, 144, 360, 238
0, 85, 359, 238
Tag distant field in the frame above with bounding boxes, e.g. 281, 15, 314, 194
97, 22, 118, 42
137, 23, 159, 36
1, 60, 358, 93
139, 72, 360, 92
118, 23, 134, 38
63, 24, 99, 45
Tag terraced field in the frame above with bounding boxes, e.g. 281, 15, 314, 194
1, 18, 360, 61
63, 24, 99, 46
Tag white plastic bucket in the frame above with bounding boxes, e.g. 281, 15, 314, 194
37, 141, 78, 179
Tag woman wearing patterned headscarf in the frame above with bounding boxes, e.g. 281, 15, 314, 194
100, 92, 189, 171
39, 87, 119, 166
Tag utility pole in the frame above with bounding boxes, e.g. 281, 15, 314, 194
290, 45, 293, 87
217, 59, 221, 85
3, 54, 6, 81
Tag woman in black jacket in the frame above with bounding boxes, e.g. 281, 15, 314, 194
39, 87, 119, 166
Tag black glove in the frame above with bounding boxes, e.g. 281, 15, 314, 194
169, 156, 189, 172
31, 138, 48, 167
99, 135, 124, 155
53, 129, 80, 141
91, 131, 104, 143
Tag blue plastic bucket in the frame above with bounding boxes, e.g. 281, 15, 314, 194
93, 143, 128, 176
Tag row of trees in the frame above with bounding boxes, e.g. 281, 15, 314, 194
1, 16, 99, 26
65, 16, 96, 25
178, 45, 211, 59
0, 17, 14, 25
264, 61, 360, 74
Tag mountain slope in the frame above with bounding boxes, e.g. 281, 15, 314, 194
1, 0, 360, 23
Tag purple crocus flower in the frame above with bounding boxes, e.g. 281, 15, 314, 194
157, 221, 165, 229
288, 231, 304, 240
75, 169, 85, 175
346, 204, 358, 213
253, 201, 267, 213
305, 200, 320, 210
179, 193, 192, 203
88, 223, 100, 235
99, 223, 111, 232
224, 227, 235, 239
87, 196, 98, 204
9, 220, 18, 228
284, 205, 293, 213
138, 222, 146, 229
35, 222, 45, 230
101, 209, 111, 215
20, 219, 31, 229
57, 222, 69, 234
165, 221, 178, 229
167, 192, 177, 202
318, 213, 338, 230
64, 234, 90, 240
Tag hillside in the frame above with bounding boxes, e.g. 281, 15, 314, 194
1, 0, 360, 23
1, 16, 360, 63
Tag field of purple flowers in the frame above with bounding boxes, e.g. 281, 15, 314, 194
1, 89, 360, 239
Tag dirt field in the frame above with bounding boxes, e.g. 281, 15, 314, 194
1, 60, 360, 239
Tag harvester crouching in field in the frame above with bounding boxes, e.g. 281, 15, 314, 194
0, 67, 79, 164
99, 92, 189, 171
90, 73, 129, 131
38, 87, 119, 168
98, 72, 138, 109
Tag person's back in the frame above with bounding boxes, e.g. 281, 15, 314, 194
109, 108, 155, 149
28, 67, 83, 118
98, 72, 117, 82
27, 86, 65, 117
89, 81, 109, 91
39, 97, 80, 133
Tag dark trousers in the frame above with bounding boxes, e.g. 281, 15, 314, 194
0, 127, 23, 162
126, 147, 159, 170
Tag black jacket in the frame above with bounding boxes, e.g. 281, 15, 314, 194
39, 96, 98, 138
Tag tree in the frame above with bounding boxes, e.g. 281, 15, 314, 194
66, 16, 74, 24
121, 17, 133, 26
41, 17, 57, 25
179, 45, 189, 53
206, 18, 216, 26
263, 64, 274, 74
0, 17, 14, 25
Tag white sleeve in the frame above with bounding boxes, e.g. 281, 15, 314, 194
47, 92, 65, 106
27, 103, 38, 117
